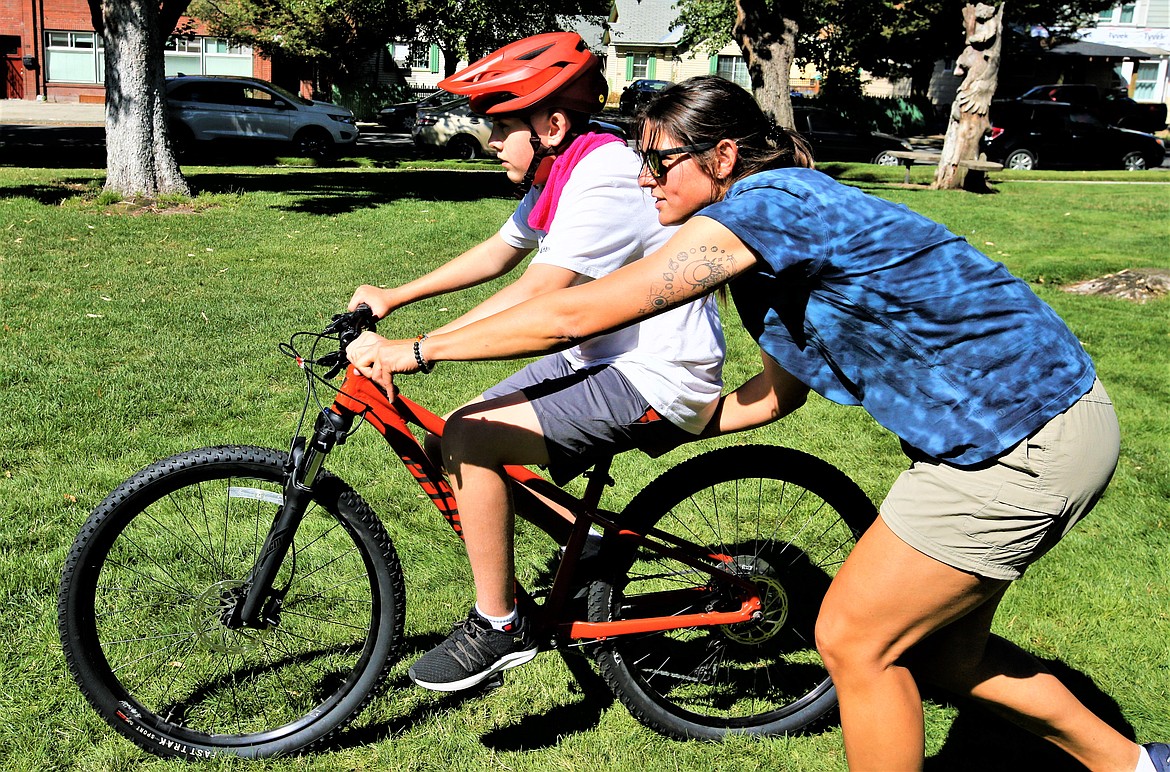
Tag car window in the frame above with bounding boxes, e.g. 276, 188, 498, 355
241, 87, 285, 109
1068, 110, 1104, 128
806, 111, 851, 132
1032, 106, 1066, 132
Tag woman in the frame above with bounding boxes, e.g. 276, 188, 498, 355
348, 38, 723, 694
347, 76, 1165, 771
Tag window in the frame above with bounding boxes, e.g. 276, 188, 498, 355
1100, 3, 1138, 23
631, 52, 649, 79
164, 36, 251, 77
409, 44, 430, 70
45, 31, 103, 83
716, 55, 750, 89
1134, 62, 1159, 101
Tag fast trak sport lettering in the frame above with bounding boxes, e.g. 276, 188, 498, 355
116, 702, 215, 759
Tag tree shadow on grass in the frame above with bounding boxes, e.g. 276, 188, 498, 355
187, 168, 513, 215
924, 658, 1135, 772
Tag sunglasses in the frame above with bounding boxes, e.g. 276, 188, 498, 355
641, 141, 716, 180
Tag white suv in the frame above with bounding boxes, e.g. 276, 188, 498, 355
166, 75, 358, 158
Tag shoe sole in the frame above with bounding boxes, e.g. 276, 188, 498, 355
408, 646, 539, 692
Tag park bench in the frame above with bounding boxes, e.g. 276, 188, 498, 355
886, 150, 1003, 191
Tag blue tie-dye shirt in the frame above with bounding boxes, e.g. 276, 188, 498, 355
701, 168, 1095, 466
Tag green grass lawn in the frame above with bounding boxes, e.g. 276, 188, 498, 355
1, 160, 1167, 771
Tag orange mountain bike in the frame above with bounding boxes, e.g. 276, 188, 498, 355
57, 306, 876, 760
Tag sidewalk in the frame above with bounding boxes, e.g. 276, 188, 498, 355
1, 99, 105, 126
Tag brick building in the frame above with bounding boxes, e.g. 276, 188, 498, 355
2, 0, 271, 101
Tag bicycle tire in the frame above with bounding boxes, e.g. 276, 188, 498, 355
58, 445, 405, 759
589, 444, 876, 740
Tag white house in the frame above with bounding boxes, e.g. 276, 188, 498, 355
1079, 0, 1169, 106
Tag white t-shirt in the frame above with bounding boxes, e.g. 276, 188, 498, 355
497, 141, 725, 434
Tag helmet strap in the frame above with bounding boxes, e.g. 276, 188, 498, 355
514, 115, 580, 196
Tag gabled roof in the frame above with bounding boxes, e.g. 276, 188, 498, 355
604, 0, 684, 47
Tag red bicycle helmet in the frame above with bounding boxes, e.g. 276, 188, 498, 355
439, 32, 608, 116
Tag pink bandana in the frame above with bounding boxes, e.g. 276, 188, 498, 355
527, 131, 625, 231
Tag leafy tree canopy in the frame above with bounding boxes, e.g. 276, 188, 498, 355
188, 0, 412, 81
674, 0, 1119, 97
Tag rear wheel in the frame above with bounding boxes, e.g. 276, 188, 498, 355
448, 135, 480, 160
58, 445, 405, 759
1004, 149, 1036, 170
169, 122, 195, 160
590, 445, 876, 740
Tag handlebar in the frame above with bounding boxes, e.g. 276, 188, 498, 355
300, 304, 378, 380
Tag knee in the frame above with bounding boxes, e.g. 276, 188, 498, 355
815, 602, 898, 682
814, 603, 853, 676
440, 409, 479, 465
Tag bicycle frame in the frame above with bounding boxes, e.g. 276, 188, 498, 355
243, 363, 763, 644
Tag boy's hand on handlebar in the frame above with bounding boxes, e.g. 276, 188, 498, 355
348, 286, 394, 319
346, 331, 419, 389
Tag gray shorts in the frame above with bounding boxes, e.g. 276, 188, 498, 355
880, 378, 1119, 580
483, 355, 692, 485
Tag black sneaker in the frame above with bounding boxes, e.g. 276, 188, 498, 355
1146, 743, 1170, 772
408, 608, 538, 692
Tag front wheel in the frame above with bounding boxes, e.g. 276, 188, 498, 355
294, 127, 336, 159
58, 445, 405, 759
1004, 149, 1036, 171
1121, 151, 1149, 171
590, 444, 876, 740
873, 150, 901, 166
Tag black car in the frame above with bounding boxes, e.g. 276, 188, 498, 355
791, 106, 912, 165
619, 79, 674, 116
982, 99, 1165, 171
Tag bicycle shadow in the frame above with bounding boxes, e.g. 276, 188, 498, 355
923, 658, 1135, 771
320, 631, 614, 752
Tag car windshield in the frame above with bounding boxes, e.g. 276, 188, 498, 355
262, 81, 313, 106
644, 81, 670, 92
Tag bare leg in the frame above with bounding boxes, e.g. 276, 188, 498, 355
815, 517, 1140, 772
440, 396, 549, 618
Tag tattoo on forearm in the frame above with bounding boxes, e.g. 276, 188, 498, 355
641, 245, 734, 314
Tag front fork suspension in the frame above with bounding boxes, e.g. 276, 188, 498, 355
231, 408, 355, 628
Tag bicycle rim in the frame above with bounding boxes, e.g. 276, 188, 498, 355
591, 444, 876, 739
59, 446, 404, 759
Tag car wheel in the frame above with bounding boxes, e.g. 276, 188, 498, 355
873, 151, 901, 166
294, 127, 335, 160
448, 135, 479, 160
1004, 149, 1036, 171
1121, 151, 1148, 171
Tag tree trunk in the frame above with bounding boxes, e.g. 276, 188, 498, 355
934, 2, 1004, 191
734, 0, 798, 128
100, 0, 189, 197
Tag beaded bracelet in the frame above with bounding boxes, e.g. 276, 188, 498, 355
413, 333, 434, 374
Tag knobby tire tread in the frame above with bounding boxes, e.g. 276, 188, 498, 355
58, 445, 405, 759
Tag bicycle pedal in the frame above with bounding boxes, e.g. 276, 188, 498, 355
480, 673, 505, 691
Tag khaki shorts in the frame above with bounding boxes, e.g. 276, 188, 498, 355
880, 378, 1119, 580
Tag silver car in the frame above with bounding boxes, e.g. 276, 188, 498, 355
412, 96, 494, 159
165, 75, 358, 158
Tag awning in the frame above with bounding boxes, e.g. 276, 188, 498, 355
1048, 41, 1153, 59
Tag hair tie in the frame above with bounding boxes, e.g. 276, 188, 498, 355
765, 121, 785, 144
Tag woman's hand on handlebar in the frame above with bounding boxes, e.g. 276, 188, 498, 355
348, 285, 394, 319
345, 331, 419, 389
